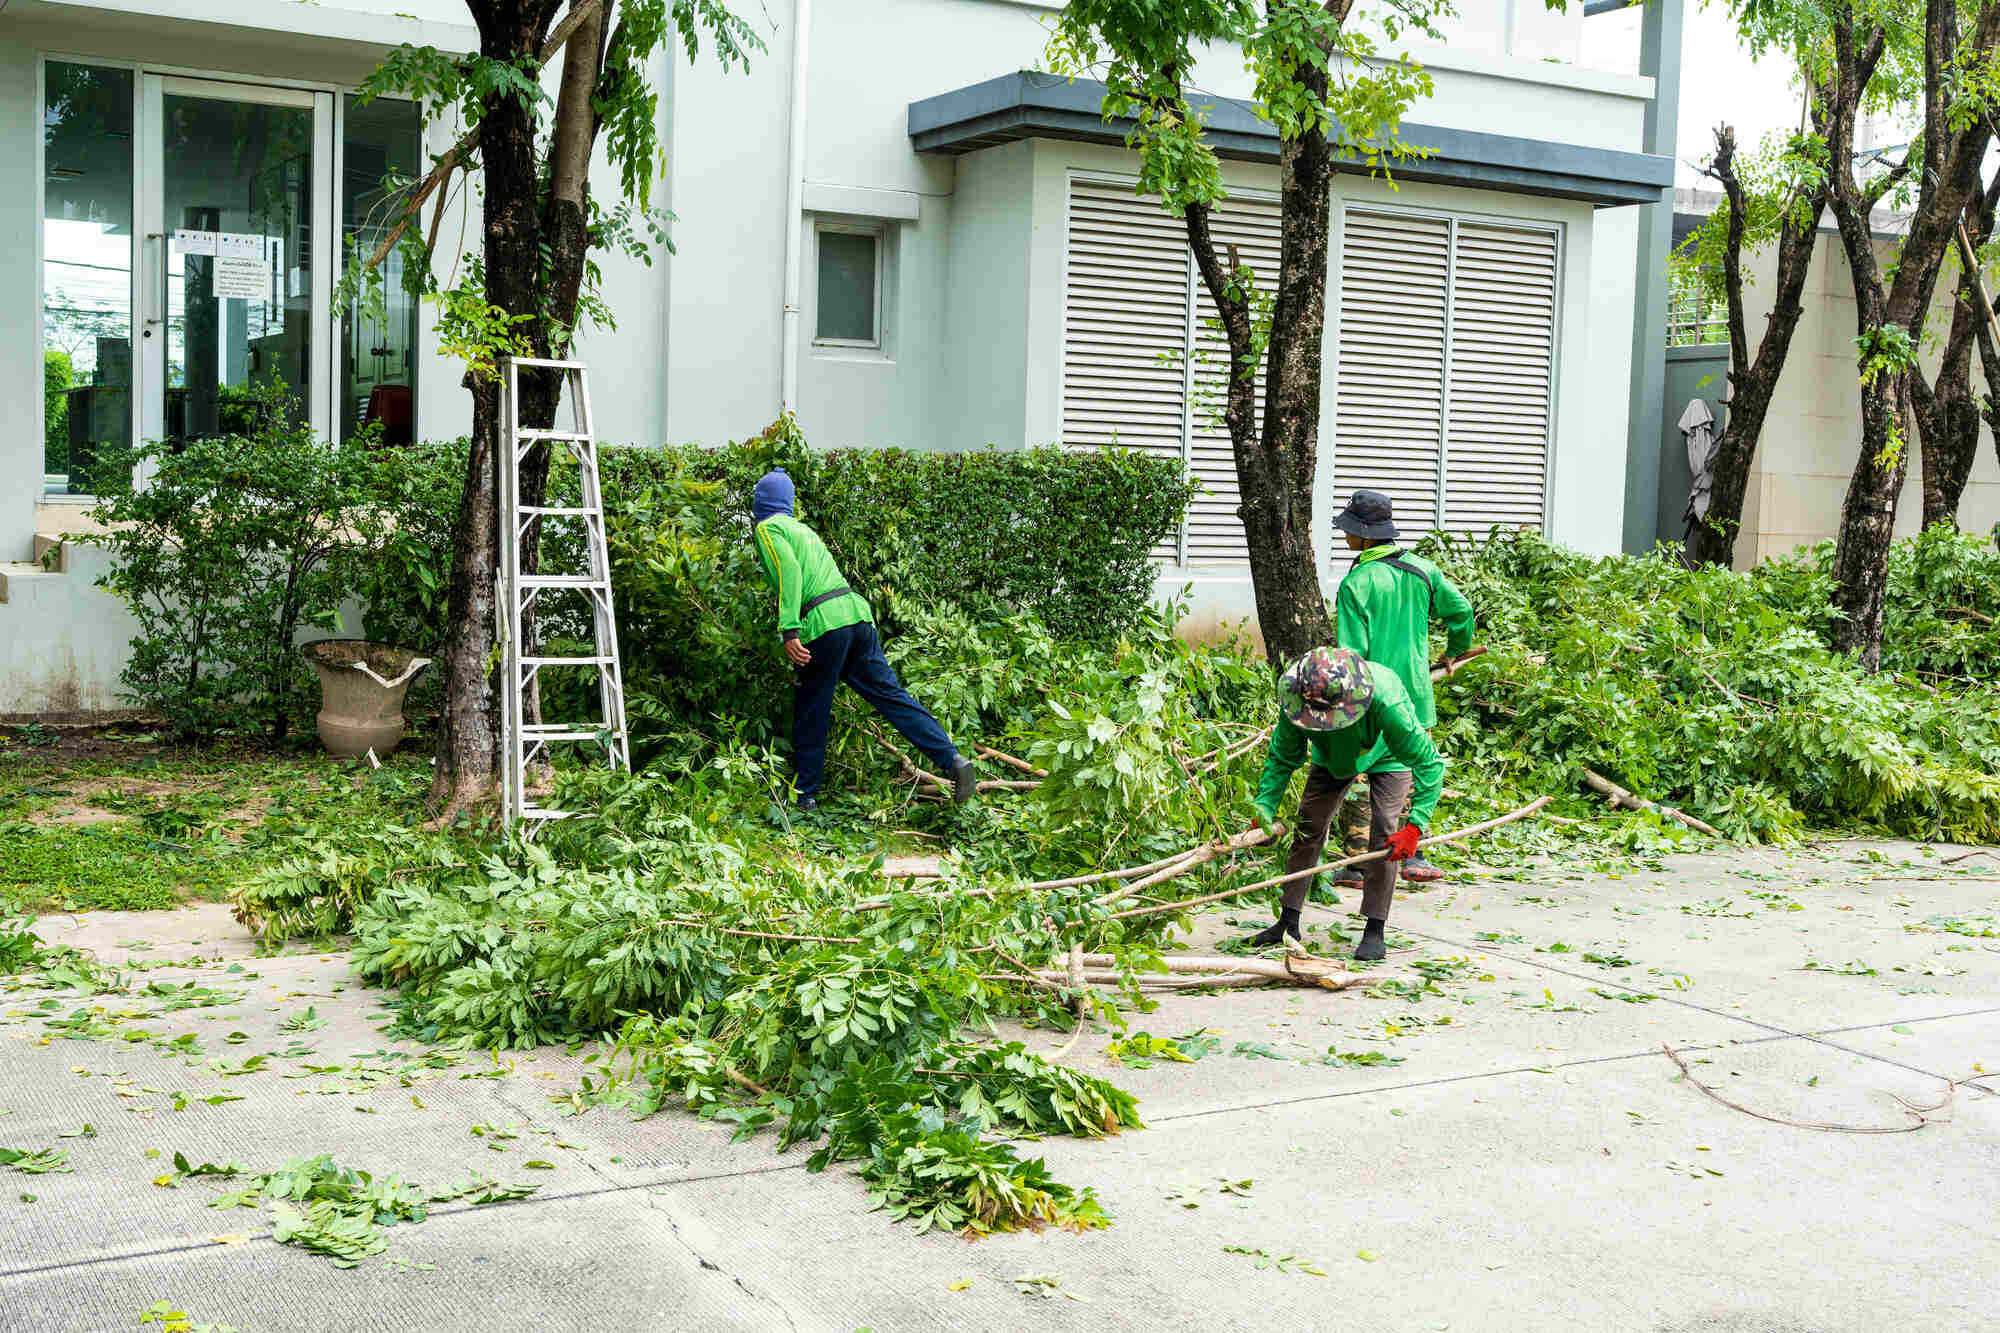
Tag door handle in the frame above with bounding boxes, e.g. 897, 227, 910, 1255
144, 232, 166, 330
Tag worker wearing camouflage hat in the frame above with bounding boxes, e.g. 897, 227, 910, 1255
1327, 488, 1475, 887
1245, 646, 1445, 961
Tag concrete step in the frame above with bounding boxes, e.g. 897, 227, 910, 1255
32, 534, 68, 574
0, 562, 64, 605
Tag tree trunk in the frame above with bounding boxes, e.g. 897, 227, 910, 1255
1916, 173, 2000, 529
431, 383, 505, 812
427, 9, 551, 816
1821, 0, 2000, 667
1184, 62, 1337, 670
1829, 373, 1913, 668
1914, 326, 1982, 529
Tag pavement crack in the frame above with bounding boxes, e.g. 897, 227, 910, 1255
638, 1186, 802, 1332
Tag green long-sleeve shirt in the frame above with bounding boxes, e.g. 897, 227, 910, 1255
1335, 545, 1475, 728
1253, 662, 1446, 830
752, 515, 872, 644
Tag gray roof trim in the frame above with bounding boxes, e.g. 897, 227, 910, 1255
909, 72, 1672, 208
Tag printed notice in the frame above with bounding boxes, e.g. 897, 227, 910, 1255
171, 230, 218, 256
212, 256, 271, 303
216, 232, 263, 260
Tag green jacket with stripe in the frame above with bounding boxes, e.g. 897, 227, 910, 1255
752, 515, 873, 645
1252, 662, 1446, 831
1336, 545, 1475, 730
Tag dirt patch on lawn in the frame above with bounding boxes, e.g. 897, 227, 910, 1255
0, 721, 178, 763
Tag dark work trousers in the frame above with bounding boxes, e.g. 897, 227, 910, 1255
792, 620, 959, 800
1283, 765, 1414, 921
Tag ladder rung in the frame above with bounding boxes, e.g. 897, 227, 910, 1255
521, 656, 615, 666
521, 506, 597, 517
506, 356, 587, 370
518, 808, 573, 821
517, 430, 592, 441
520, 574, 607, 589
522, 723, 609, 737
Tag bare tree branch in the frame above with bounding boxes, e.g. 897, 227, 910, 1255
1711, 124, 1752, 378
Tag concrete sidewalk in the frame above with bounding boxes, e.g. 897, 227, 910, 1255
3, 839, 1996, 1332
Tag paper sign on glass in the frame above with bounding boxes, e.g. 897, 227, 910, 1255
171, 230, 218, 256
215, 232, 263, 260
212, 256, 271, 303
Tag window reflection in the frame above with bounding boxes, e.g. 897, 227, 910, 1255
42, 63, 134, 495
163, 93, 315, 446
341, 96, 422, 446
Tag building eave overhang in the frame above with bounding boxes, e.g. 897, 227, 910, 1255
910, 72, 1673, 208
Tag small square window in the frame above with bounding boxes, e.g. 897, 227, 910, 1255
815, 228, 880, 346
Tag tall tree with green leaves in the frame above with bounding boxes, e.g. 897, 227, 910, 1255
1680, 122, 1833, 568
1679, 0, 1922, 568
1045, 0, 1445, 668
348, 0, 759, 815
1818, 0, 2000, 668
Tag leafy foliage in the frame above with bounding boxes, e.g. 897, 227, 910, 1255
1044, 0, 1448, 217
1427, 529, 2000, 843
208, 1153, 536, 1268
86, 387, 374, 740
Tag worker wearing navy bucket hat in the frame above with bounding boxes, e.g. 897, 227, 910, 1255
1325, 489, 1477, 889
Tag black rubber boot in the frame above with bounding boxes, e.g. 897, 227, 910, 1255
1353, 918, 1387, 962
795, 795, 819, 813
1244, 909, 1303, 948
950, 757, 977, 805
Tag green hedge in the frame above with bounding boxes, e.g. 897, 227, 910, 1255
548, 416, 1195, 745
595, 416, 1196, 641
124, 417, 1194, 743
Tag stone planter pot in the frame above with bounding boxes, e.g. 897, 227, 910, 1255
299, 639, 431, 760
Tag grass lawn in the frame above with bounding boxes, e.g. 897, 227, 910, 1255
0, 723, 433, 913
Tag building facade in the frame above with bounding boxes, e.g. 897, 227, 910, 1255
0, 0, 1675, 716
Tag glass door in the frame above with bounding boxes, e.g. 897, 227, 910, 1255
138, 76, 333, 462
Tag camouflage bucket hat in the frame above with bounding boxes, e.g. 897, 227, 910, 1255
1279, 647, 1373, 732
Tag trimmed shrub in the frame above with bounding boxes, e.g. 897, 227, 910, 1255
89, 401, 374, 741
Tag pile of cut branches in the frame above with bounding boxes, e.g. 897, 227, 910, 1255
224, 526, 2000, 1239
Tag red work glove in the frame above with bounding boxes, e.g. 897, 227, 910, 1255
1384, 823, 1423, 861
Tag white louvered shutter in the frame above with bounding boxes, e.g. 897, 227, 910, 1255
1061, 180, 1191, 561
1442, 222, 1558, 535
1187, 194, 1281, 564
1334, 211, 1451, 532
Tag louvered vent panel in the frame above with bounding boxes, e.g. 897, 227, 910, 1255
1333, 210, 1452, 533
1060, 179, 1192, 561
1443, 221, 1558, 535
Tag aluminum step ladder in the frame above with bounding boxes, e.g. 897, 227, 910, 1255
498, 356, 631, 832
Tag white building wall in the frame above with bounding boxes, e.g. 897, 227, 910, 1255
0, 0, 1664, 711
1727, 230, 2000, 569
0, 41, 42, 556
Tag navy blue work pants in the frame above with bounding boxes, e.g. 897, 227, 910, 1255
792, 620, 958, 800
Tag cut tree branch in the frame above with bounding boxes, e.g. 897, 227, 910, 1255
1581, 769, 1726, 839
1104, 797, 1554, 922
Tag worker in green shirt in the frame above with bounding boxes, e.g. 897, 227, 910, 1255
1244, 646, 1445, 961
751, 468, 976, 810
1328, 489, 1475, 886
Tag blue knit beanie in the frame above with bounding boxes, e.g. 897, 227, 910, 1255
751, 468, 795, 523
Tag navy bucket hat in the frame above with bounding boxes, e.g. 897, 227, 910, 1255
1332, 489, 1398, 542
